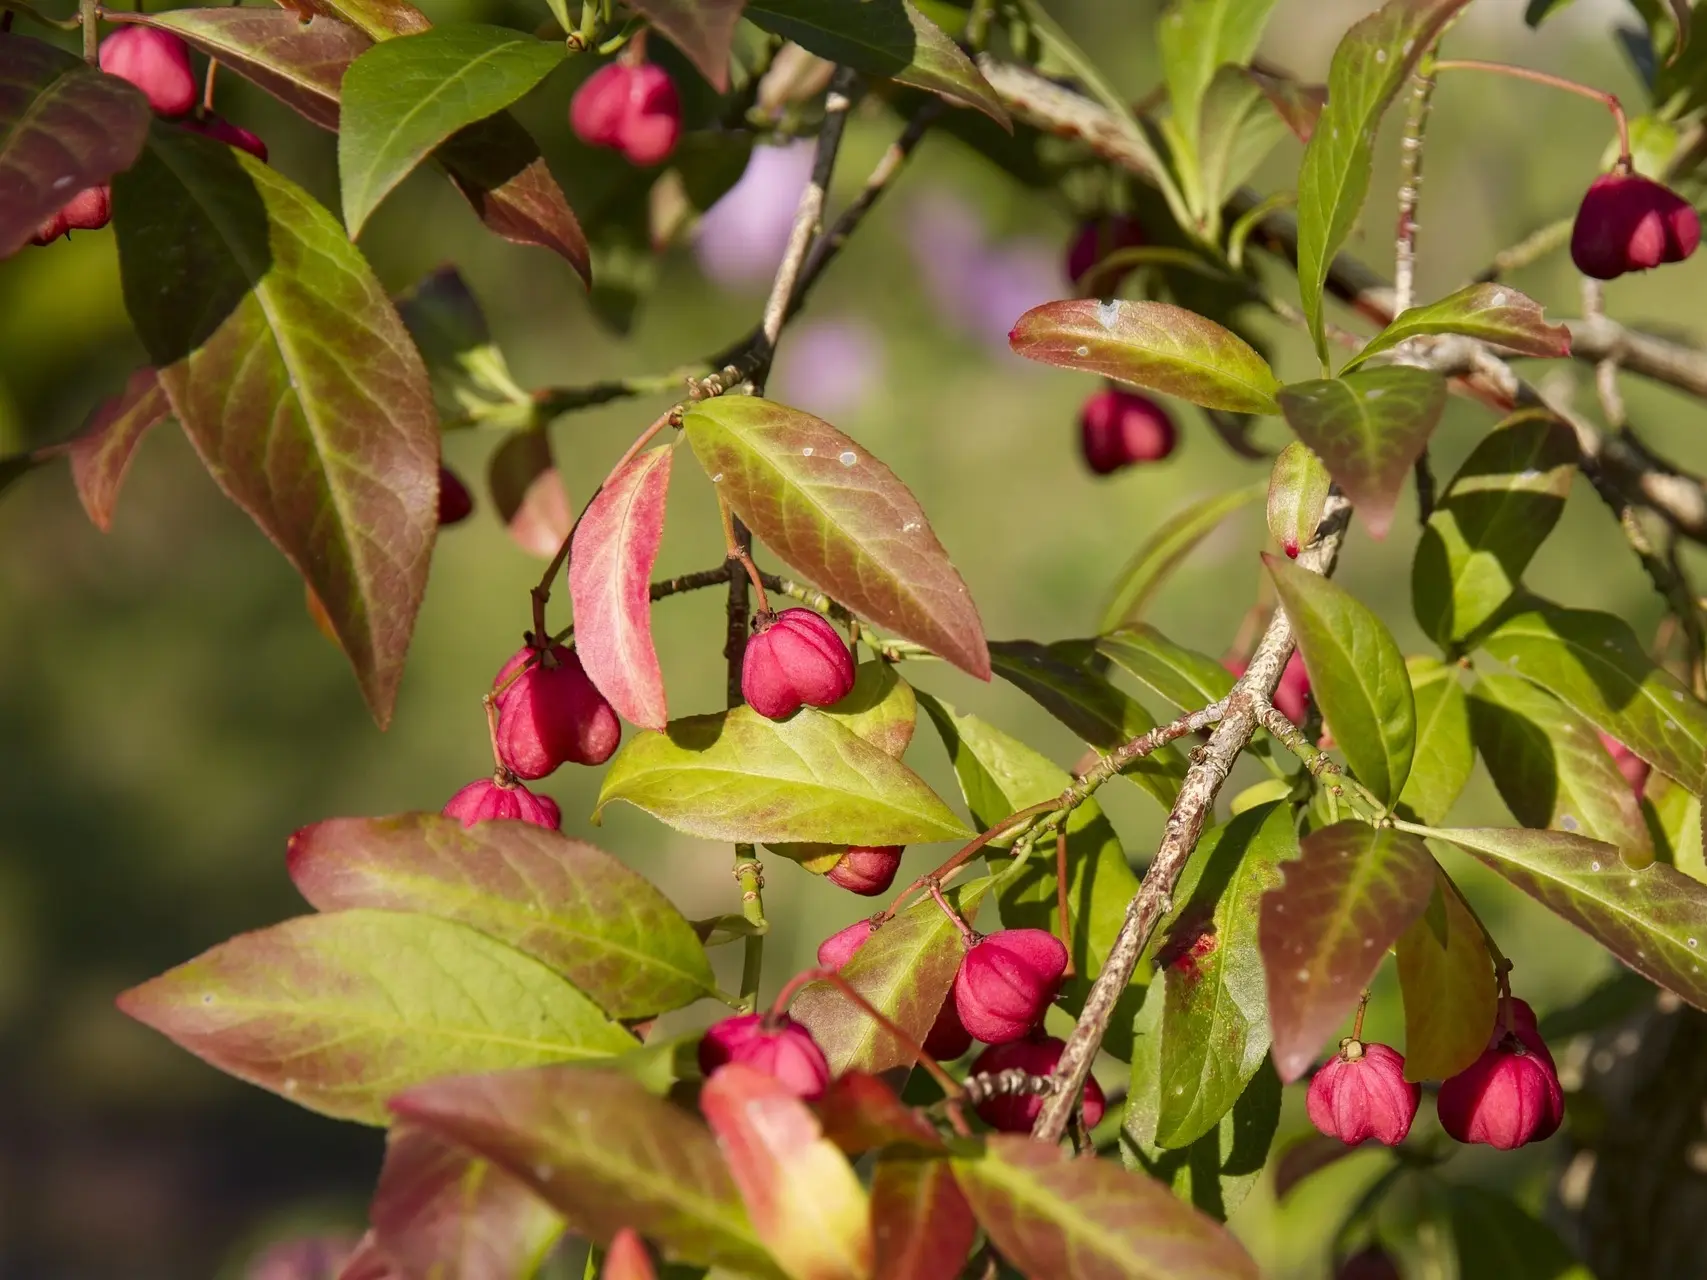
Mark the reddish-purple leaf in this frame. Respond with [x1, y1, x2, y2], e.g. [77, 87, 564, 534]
[390, 1066, 779, 1274]
[286, 813, 717, 1019]
[1432, 826, 1707, 1012]
[1344, 283, 1571, 374]
[603, 1228, 659, 1280]
[700, 1063, 873, 1280]
[950, 1135, 1259, 1279]
[67, 367, 170, 532]
[571, 445, 672, 731]
[1278, 368, 1447, 540]
[815, 1071, 945, 1156]
[0, 34, 152, 260]
[683, 397, 990, 680]
[790, 877, 989, 1075]
[489, 428, 572, 559]
[437, 116, 591, 280]
[1008, 300, 1283, 415]
[124, 10, 364, 131]
[114, 124, 439, 727]
[1259, 821, 1435, 1082]
[871, 1155, 975, 1280]
[115, 909, 635, 1123]
[369, 1125, 563, 1279]
[626, 0, 744, 91]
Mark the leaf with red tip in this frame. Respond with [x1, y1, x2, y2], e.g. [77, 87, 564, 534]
[700, 1063, 873, 1280]
[1259, 821, 1435, 1082]
[1296, 0, 1474, 363]
[871, 1154, 975, 1280]
[286, 813, 717, 1019]
[1277, 367, 1446, 540]
[1008, 300, 1282, 414]
[1344, 283, 1571, 374]
[626, 0, 744, 90]
[131, 10, 365, 131]
[572, 445, 672, 731]
[790, 877, 992, 1075]
[951, 1135, 1259, 1280]
[0, 35, 152, 260]
[816, 1071, 944, 1156]
[116, 909, 635, 1124]
[602, 1228, 658, 1280]
[68, 367, 170, 532]
[1430, 825, 1707, 1013]
[683, 397, 990, 680]
[369, 1125, 563, 1278]
[489, 427, 572, 559]
[1395, 862, 1497, 1081]
[114, 123, 438, 728]
[391, 1066, 780, 1275]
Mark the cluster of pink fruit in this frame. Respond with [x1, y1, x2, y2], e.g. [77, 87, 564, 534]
[698, 920, 1092, 1134]
[30, 28, 265, 245]
[1308, 997, 1565, 1152]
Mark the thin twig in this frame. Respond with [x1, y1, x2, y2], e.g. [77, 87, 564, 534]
[1031, 492, 1355, 1142]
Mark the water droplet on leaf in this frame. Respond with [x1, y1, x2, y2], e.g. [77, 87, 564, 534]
[839, 450, 857, 466]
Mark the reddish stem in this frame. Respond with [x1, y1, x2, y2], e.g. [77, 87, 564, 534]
[927, 882, 978, 946]
[1434, 59, 1631, 170]
[873, 799, 1063, 925]
[481, 692, 514, 786]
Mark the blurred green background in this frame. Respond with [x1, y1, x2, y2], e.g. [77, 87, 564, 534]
[1, 0, 1703, 1274]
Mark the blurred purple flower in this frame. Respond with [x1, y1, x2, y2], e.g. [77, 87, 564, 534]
[771, 316, 885, 419]
[905, 189, 1061, 351]
[695, 141, 815, 288]
[246, 1236, 357, 1280]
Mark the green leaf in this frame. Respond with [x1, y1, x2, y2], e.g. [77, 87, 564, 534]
[596, 704, 970, 845]
[790, 877, 993, 1075]
[1469, 673, 1653, 868]
[988, 640, 1186, 808]
[1524, 0, 1578, 25]
[1481, 599, 1707, 799]
[625, 0, 746, 90]
[1266, 554, 1416, 803]
[1646, 773, 1704, 880]
[1123, 989, 1281, 1224]
[116, 910, 637, 1125]
[824, 660, 917, 759]
[1396, 656, 1473, 826]
[1430, 826, 1707, 1013]
[137, 10, 366, 132]
[1296, 0, 1472, 364]
[339, 24, 565, 236]
[1412, 410, 1576, 650]
[1259, 821, 1435, 1081]
[370, 1126, 565, 1280]
[300, 0, 431, 42]
[1154, 803, 1296, 1148]
[0, 34, 151, 259]
[392, 1067, 781, 1275]
[1434, 1183, 1595, 1280]
[683, 396, 990, 680]
[1008, 300, 1282, 414]
[1159, 0, 1281, 163]
[1266, 440, 1333, 560]
[742, 0, 1009, 126]
[1097, 482, 1266, 630]
[919, 693, 1144, 1060]
[114, 123, 438, 729]
[1342, 283, 1572, 374]
[1095, 625, 1236, 713]
[1395, 862, 1497, 1080]
[68, 367, 171, 533]
[951, 1134, 1260, 1279]
[1194, 65, 1291, 217]
[1277, 367, 1448, 539]
[286, 813, 718, 1019]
